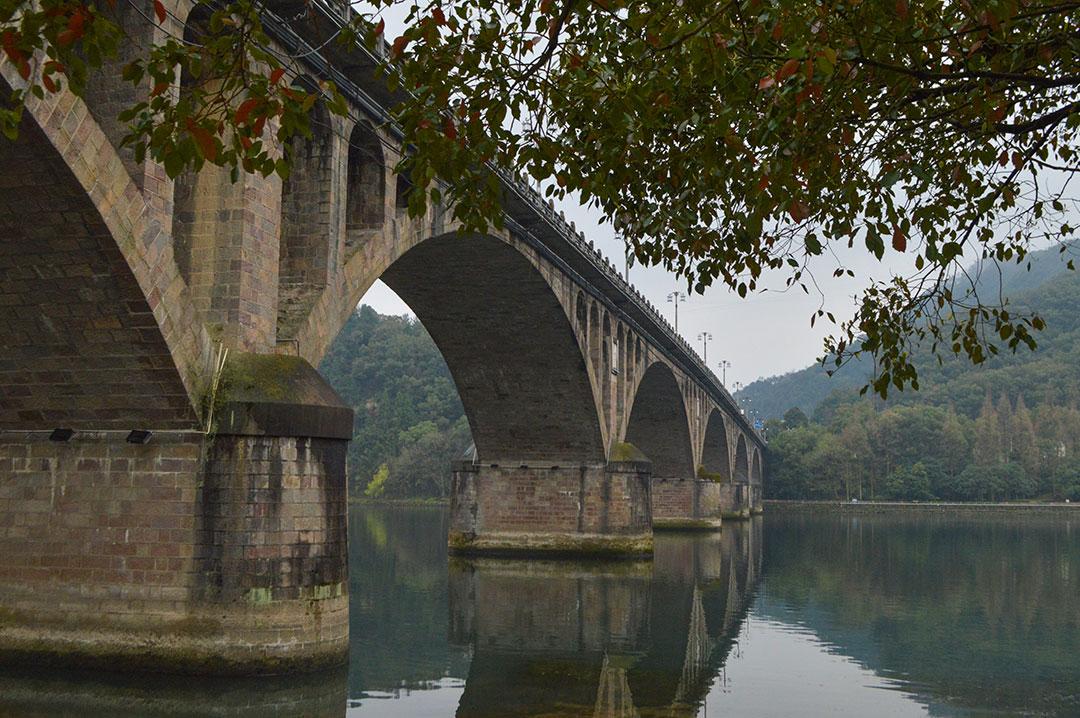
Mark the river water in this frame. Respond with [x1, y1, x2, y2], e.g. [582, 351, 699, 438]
[2, 507, 1078, 716]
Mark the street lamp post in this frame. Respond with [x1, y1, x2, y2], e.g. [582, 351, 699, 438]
[698, 332, 713, 363]
[666, 291, 686, 332]
[717, 359, 731, 386]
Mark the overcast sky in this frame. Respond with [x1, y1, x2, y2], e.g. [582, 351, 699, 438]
[361, 193, 922, 388]
[355, 4, 1067, 390]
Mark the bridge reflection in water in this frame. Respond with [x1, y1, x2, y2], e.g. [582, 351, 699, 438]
[448, 520, 762, 718]
[0, 511, 760, 717]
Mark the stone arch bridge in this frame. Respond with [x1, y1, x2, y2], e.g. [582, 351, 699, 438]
[0, 0, 764, 673]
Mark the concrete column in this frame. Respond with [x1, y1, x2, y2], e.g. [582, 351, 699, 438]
[448, 460, 653, 557]
[0, 354, 353, 674]
[650, 478, 724, 530]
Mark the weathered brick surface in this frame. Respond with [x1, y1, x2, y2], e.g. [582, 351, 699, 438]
[651, 478, 723, 528]
[449, 462, 653, 556]
[0, 427, 348, 673]
[0, 109, 198, 431]
[719, 483, 751, 519]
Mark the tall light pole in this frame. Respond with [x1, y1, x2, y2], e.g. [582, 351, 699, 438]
[717, 359, 731, 386]
[697, 332, 713, 362]
[667, 291, 686, 332]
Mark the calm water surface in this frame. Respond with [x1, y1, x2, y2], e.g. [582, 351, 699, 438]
[3, 507, 1079, 716]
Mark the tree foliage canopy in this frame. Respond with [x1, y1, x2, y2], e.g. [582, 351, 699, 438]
[2, 0, 1078, 396]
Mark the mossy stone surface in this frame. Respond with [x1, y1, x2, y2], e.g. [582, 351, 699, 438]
[212, 353, 353, 440]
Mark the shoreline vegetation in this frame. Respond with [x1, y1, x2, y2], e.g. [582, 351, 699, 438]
[765, 499, 1079, 515]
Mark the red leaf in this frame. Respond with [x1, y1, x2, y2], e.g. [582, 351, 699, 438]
[374, 18, 385, 36]
[150, 80, 169, 96]
[442, 117, 457, 140]
[153, 0, 166, 23]
[269, 68, 285, 85]
[775, 58, 800, 83]
[189, 124, 217, 161]
[895, 0, 908, 19]
[432, 7, 445, 25]
[757, 174, 770, 191]
[391, 35, 409, 58]
[67, 10, 85, 35]
[892, 226, 906, 252]
[758, 76, 776, 90]
[234, 97, 259, 125]
[788, 200, 810, 222]
[17, 61, 29, 80]
[540, 0, 553, 12]
[41, 74, 57, 93]
[771, 22, 783, 42]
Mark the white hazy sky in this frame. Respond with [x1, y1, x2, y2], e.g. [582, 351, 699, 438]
[361, 194, 918, 388]
[355, 3, 1065, 388]
[356, 2, 916, 387]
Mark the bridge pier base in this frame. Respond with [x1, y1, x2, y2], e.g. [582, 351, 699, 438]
[650, 478, 723, 531]
[0, 355, 353, 674]
[720, 483, 752, 520]
[448, 461, 653, 558]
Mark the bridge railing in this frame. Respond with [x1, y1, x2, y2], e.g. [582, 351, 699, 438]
[272, 0, 763, 444]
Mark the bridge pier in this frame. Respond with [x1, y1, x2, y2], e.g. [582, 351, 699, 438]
[650, 478, 724, 531]
[0, 355, 352, 674]
[448, 460, 653, 557]
[719, 483, 752, 520]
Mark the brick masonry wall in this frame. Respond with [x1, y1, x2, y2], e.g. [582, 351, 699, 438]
[719, 483, 751, 519]
[0, 428, 348, 673]
[651, 478, 723, 528]
[449, 462, 653, 556]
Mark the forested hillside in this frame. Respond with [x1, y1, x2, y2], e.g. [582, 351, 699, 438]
[759, 247, 1080, 502]
[740, 245, 1080, 420]
[320, 306, 471, 499]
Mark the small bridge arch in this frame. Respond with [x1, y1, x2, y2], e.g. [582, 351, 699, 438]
[624, 362, 695, 479]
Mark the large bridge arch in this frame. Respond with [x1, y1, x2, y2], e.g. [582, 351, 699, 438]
[376, 232, 606, 465]
[700, 409, 732, 481]
[624, 362, 695, 479]
[0, 71, 207, 429]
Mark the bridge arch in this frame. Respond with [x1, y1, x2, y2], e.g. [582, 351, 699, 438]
[751, 449, 763, 484]
[0, 73, 204, 429]
[624, 362, 694, 478]
[376, 232, 606, 465]
[734, 434, 750, 484]
[701, 410, 732, 481]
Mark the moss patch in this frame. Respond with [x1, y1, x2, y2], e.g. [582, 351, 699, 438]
[217, 353, 322, 405]
[696, 465, 728, 483]
[610, 442, 648, 462]
[653, 517, 723, 531]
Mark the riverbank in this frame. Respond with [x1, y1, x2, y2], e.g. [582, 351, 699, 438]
[764, 499, 1080, 516]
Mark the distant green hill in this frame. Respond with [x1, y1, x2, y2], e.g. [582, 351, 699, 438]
[320, 305, 471, 499]
[739, 244, 1080, 421]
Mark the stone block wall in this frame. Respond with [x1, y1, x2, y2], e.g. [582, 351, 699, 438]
[651, 478, 723, 530]
[449, 461, 653, 557]
[0, 407, 350, 673]
[719, 483, 751, 520]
